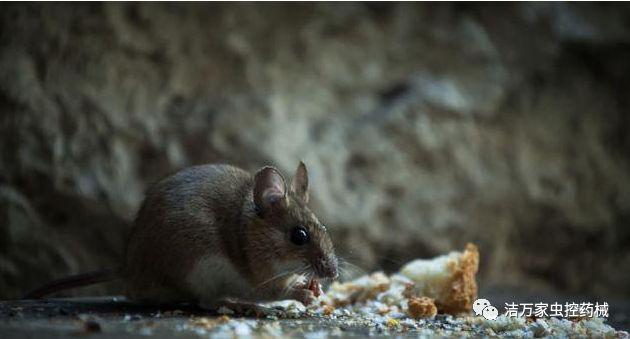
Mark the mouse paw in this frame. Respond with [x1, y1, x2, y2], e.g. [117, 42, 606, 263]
[289, 287, 316, 306]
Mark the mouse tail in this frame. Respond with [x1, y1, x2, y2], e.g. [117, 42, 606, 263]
[23, 268, 122, 299]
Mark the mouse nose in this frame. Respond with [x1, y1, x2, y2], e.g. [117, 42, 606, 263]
[315, 255, 338, 279]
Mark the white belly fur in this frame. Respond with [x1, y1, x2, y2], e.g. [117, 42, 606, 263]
[186, 255, 253, 307]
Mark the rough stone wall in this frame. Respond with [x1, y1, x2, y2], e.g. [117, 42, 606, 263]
[1, 3, 629, 299]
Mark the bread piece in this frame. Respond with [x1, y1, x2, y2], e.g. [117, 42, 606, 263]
[324, 272, 390, 307]
[399, 243, 479, 314]
[407, 296, 438, 319]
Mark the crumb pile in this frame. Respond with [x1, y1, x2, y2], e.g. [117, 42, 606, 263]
[181, 244, 625, 337]
[317, 243, 480, 317]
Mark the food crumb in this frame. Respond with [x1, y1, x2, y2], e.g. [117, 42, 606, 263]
[407, 296, 438, 319]
[190, 317, 215, 329]
[386, 318, 400, 327]
[378, 306, 390, 315]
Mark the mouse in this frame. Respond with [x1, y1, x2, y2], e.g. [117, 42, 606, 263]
[24, 162, 339, 310]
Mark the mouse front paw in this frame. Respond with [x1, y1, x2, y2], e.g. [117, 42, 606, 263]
[289, 278, 323, 306]
[290, 287, 316, 306]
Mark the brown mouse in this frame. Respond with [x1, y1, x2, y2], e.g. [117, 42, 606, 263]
[24, 162, 338, 308]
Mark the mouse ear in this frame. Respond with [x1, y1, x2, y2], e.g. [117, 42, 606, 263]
[290, 161, 309, 204]
[253, 166, 288, 216]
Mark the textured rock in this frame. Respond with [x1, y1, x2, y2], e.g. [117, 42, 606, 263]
[1, 3, 629, 299]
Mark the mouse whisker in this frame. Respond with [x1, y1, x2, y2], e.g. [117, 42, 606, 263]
[336, 257, 367, 281]
[248, 263, 313, 299]
[280, 266, 312, 297]
[281, 274, 303, 297]
[248, 266, 304, 294]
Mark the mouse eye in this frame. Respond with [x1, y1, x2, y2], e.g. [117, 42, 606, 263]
[290, 226, 310, 246]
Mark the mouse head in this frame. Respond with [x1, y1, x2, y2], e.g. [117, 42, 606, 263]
[252, 161, 338, 280]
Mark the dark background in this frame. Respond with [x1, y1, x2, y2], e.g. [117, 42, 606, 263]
[1, 3, 629, 301]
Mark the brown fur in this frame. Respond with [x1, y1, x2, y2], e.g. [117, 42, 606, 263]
[124, 162, 338, 304]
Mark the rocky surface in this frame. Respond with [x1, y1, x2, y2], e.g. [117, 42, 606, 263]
[1, 3, 630, 299]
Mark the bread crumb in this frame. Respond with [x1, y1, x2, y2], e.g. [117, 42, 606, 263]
[377, 306, 390, 315]
[400, 243, 479, 314]
[327, 272, 390, 307]
[191, 317, 215, 329]
[407, 296, 438, 319]
[386, 318, 400, 327]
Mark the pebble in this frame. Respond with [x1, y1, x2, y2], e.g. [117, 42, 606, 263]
[216, 306, 234, 315]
